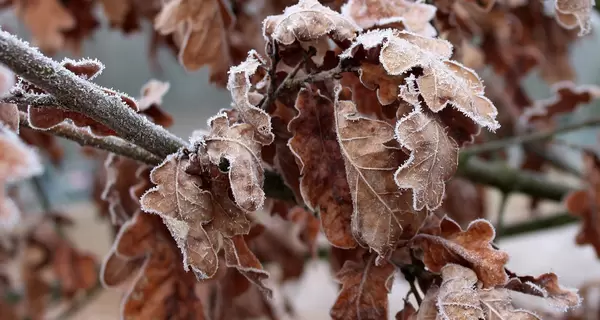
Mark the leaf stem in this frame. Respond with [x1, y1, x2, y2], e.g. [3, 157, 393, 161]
[0, 29, 185, 158]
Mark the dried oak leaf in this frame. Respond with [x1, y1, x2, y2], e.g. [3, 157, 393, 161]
[341, 0, 437, 37]
[428, 264, 541, 320]
[394, 107, 459, 211]
[440, 177, 486, 226]
[505, 271, 581, 311]
[330, 252, 395, 320]
[101, 154, 150, 225]
[565, 151, 600, 257]
[263, 0, 360, 45]
[411, 216, 509, 288]
[288, 87, 356, 248]
[114, 214, 207, 319]
[154, 0, 233, 84]
[341, 29, 499, 130]
[61, 0, 100, 54]
[554, 0, 595, 36]
[52, 240, 97, 298]
[140, 153, 223, 279]
[227, 52, 274, 145]
[0, 126, 43, 185]
[99, 0, 132, 28]
[522, 81, 600, 125]
[14, 0, 75, 53]
[136, 79, 174, 128]
[222, 235, 271, 297]
[204, 113, 267, 212]
[335, 88, 427, 259]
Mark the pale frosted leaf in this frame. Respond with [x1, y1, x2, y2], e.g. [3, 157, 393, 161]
[263, 0, 360, 45]
[341, 30, 499, 130]
[394, 108, 458, 211]
[205, 113, 266, 212]
[330, 253, 394, 320]
[334, 88, 427, 258]
[414, 61, 499, 130]
[554, 0, 595, 36]
[227, 52, 274, 145]
[140, 154, 219, 278]
[479, 289, 541, 320]
[437, 264, 483, 319]
[341, 0, 437, 37]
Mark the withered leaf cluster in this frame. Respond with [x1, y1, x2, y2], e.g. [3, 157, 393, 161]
[2, 0, 598, 319]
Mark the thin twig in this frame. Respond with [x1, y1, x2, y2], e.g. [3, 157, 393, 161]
[31, 176, 51, 212]
[457, 157, 574, 202]
[0, 29, 185, 158]
[497, 213, 579, 239]
[53, 282, 103, 319]
[18, 112, 162, 165]
[462, 116, 600, 155]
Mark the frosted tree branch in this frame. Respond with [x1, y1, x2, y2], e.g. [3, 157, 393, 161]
[17, 112, 162, 165]
[0, 29, 186, 158]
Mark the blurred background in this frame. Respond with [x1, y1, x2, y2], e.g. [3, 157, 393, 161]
[2, 3, 600, 320]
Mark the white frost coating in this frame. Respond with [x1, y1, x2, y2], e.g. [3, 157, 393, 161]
[262, 0, 361, 44]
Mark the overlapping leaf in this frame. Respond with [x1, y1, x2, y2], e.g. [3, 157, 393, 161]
[554, 0, 595, 36]
[340, 29, 499, 131]
[505, 271, 581, 311]
[263, 0, 360, 45]
[155, 0, 233, 84]
[421, 264, 541, 320]
[288, 88, 356, 248]
[334, 88, 427, 258]
[227, 52, 274, 145]
[341, 0, 437, 36]
[330, 252, 395, 320]
[411, 216, 509, 287]
[395, 108, 459, 211]
[204, 113, 267, 212]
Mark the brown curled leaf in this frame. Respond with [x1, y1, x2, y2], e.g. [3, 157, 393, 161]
[52, 240, 97, 298]
[222, 235, 272, 298]
[14, 0, 75, 53]
[505, 271, 581, 311]
[330, 252, 394, 320]
[565, 151, 600, 257]
[263, 0, 360, 45]
[288, 87, 356, 248]
[412, 216, 509, 288]
[154, 0, 233, 84]
[394, 107, 459, 211]
[341, 0, 437, 36]
[522, 81, 600, 125]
